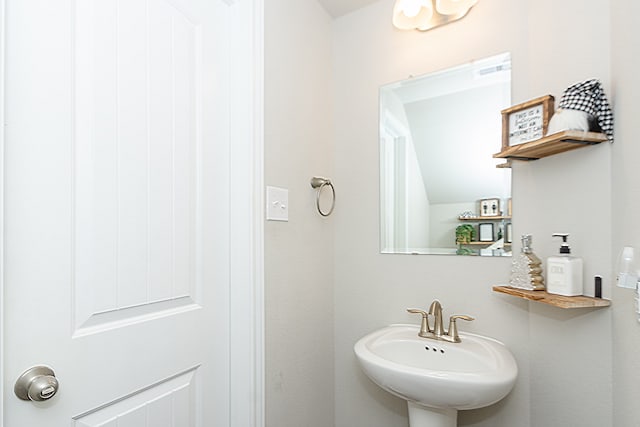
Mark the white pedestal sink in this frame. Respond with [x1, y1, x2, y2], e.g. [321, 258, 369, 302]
[354, 324, 517, 427]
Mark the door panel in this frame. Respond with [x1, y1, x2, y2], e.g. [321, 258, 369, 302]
[3, 0, 233, 424]
[74, 0, 203, 334]
[73, 368, 197, 427]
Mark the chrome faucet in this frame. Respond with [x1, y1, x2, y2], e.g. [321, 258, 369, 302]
[407, 300, 474, 343]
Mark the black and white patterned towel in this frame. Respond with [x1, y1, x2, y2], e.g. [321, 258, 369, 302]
[557, 79, 614, 142]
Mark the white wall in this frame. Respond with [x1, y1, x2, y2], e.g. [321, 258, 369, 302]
[263, 1, 640, 426]
[406, 84, 510, 205]
[333, 1, 613, 426]
[429, 202, 475, 249]
[611, 0, 640, 425]
[264, 1, 335, 425]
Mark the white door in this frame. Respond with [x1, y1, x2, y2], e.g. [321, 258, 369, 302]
[2, 0, 244, 425]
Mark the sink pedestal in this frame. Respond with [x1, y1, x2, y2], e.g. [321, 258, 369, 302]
[408, 402, 457, 427]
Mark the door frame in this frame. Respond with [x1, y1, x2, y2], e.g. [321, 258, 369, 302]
[0, 0, 265, 425]
[0, 0, 5, 421]
[227, 0, 265, 425]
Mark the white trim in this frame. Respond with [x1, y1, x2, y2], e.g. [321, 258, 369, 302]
[228, 0, 264, 426]
[251, 0, 265, 423]
[0, 0, 6, 423]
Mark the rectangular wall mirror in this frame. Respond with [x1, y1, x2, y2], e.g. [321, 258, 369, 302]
[379, 53, 512, 256]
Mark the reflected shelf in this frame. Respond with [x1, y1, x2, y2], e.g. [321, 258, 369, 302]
[462, 241, 511, 246]
[458, 216, 511, 221]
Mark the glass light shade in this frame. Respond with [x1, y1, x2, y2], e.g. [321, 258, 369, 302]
[400, 0, 423, 17]
[392, 0, 433, 30]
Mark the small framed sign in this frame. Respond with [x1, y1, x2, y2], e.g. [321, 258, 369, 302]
[479, 223, 494, 242]
[501, 95, 555, 150]
[479, 198, 500, 217]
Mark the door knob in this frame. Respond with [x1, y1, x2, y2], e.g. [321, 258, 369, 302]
[14, 366, 59, 402]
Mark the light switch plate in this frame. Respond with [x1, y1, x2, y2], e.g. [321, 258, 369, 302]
[266, 186, 289, 221]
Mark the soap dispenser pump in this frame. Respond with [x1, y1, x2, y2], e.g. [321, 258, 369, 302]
[546, 233, 583, 296]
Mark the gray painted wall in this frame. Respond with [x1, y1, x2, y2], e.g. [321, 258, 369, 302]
[265, 0, 640, 426]
[264, 0, 335, 426]
[611, 0, 640, 425]
[333, 0, 612, 426]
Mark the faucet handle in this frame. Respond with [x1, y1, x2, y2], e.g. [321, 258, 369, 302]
[407, 309, 431, 337]
[447, 315, 474, 343]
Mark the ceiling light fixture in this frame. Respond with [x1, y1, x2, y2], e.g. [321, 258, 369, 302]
[393, 0, 478, 31]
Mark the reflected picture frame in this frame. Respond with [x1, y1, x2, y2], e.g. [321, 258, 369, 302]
[479, 198, 500, 217]
[479, 223, 494, 242]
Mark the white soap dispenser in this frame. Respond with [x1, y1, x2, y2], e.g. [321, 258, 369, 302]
[546, 233, 583, 296]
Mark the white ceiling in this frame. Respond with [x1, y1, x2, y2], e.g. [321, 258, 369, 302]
[317, 0, 380, 18]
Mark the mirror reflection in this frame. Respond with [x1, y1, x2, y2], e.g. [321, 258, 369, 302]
[380, 53, 512, 256]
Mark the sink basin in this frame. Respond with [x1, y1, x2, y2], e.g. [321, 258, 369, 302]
[354, 324, 517, 426]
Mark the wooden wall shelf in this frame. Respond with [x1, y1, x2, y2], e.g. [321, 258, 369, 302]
[494, 131, 608, 161]
[492, 285, 610, 309]
[462, 241, 511, 246]
[458, 216, 511, 221]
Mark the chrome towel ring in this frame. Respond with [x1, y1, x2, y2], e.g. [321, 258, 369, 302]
[310, 176, 335, 217]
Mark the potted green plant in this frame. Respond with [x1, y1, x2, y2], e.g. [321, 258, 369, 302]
[455, 224, 476, 256]
[455, 224, 475, 244]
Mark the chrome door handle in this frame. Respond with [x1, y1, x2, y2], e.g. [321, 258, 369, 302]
[14, 366, 59, 402]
